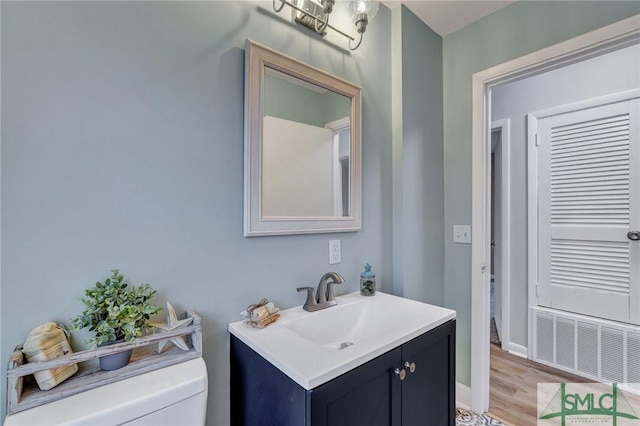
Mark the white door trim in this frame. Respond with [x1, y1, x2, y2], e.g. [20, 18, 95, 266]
[526, 112, 539, 359]
[326, 117, 350, 217]
[491, 119, 510, 352]
[470, 14, 640, 414]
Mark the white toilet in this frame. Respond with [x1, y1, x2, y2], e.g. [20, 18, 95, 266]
[4, 357, 208, 425]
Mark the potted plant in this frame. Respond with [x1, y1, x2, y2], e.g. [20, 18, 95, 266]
[71, 269, 162, 370]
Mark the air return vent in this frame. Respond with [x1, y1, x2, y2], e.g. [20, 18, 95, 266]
[536, 312, 554, 363]
[628, 332, 640, 391]
[532, 307, 639, 386]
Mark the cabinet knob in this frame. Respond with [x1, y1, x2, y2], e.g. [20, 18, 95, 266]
[394, 368, 406, 381]
[404, 361, 416, 373]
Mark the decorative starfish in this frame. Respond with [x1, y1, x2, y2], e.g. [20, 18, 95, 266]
[151, 302, 193, 353]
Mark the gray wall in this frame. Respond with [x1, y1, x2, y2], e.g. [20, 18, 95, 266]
[492, 43, 640, 348]
[443, 1, 640, 385]
[392, 5, 444, 305]
[1, 2, 398, 423]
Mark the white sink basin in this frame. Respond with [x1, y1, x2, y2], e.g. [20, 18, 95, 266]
[281, 298, 388, 350]
[228, 291, 456, 389]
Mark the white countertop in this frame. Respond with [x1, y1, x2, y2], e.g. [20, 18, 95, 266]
[228, 291, 456, 389]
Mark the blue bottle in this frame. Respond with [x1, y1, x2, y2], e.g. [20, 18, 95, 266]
[360, 263, 376, 296]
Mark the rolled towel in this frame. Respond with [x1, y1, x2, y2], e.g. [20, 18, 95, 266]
[254, 313, 280, 329]
[241, 299, 281, 328]
[250, 303, 279, 319]
[241, 300, 279, 319]
[23, 322, 78, 390]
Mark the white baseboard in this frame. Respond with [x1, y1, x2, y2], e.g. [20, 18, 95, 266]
[456, 382, 471, 410]
[508, 342, 528, 359]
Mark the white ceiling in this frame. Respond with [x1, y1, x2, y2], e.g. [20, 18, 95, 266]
[382, 1, 515, 37]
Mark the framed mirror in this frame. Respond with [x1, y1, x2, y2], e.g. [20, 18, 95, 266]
[244, 40, 362, 237]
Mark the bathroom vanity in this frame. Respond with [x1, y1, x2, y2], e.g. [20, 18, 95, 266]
[229, 292, 456, 425]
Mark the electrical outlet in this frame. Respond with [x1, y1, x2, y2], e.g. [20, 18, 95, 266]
[329, 240, 341, 264]
[453, 225, 471, 244]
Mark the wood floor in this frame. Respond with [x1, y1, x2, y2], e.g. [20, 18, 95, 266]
[488, 343, 591, 426]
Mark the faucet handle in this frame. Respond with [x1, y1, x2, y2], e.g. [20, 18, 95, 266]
[297, 287, 316, 311]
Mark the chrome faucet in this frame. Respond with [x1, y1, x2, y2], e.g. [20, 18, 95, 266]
[297, 272, 345, 312]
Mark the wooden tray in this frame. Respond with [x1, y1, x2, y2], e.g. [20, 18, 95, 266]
[6, 310, 202, 415]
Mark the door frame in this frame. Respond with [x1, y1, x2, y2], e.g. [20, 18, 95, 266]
[491, 119, 510, 352]
[470, 15, 640, 414]
[325, 116, 351, 216]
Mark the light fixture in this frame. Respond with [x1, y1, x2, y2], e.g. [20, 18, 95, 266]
[272, 0, 379, 50]
[347, 0, 378, 46]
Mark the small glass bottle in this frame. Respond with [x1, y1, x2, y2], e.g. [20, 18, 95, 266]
[360, 263, 376, 296]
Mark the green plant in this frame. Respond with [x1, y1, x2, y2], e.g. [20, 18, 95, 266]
[71, 269, 162, 347]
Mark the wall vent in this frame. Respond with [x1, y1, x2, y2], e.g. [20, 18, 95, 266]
[532, 307, 640, 387]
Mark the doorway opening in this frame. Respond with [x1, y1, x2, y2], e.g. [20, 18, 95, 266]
[489, 119, 510, 352]
[469, 16, 640, 414]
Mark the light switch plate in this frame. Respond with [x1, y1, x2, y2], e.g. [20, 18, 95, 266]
[329, 240, 341, 264]
[453, 225, 471, 244]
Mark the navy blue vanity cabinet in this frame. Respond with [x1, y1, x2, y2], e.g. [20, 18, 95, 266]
[308, 347, 402, 426]
[400, 319, 456, 426]
[230, 319, 456, 426]
[230, 335, 307, 425]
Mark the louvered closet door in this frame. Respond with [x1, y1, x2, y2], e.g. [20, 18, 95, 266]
[538, 98, 639, 325]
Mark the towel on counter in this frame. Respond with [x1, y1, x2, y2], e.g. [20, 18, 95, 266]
[252, 312, 280, 328]
[241, 298, 281, 328]
[243, 302, 279, 319]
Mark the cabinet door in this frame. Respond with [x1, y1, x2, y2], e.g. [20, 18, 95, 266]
[230, 336, 306, 426]
[401, 320, 456, 426]
[309, 347, 402, 426]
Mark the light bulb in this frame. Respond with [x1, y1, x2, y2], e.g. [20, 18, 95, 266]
[347, 0, 379, 20]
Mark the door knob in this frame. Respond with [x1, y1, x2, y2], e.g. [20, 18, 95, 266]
[394, 368, 406, 381]
[628, 230, 640, 241]
[404, 361, 416, 373]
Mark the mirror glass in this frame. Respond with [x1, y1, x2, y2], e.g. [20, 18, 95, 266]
[244, 40, 362, 237]
[262, 67, 352, 218]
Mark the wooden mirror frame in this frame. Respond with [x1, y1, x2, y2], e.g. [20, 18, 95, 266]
[244, 39, 362, 237]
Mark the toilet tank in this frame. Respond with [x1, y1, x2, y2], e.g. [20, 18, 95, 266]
[4, 357, 208, 426]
